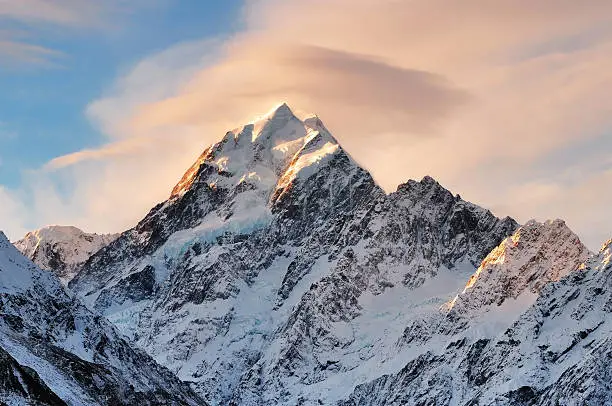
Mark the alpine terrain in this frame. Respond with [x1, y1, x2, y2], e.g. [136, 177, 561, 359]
[5, 103, 611, 405]
[0, 231, 205, 405]
[15, 226, 118, 285]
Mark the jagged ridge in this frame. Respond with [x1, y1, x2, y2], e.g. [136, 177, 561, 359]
[342, 222, 609, 406]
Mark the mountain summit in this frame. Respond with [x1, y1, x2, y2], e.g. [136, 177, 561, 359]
[170, 102, 343, 200]
[14, 225, 118, 284]
[64, 104, 520, 404]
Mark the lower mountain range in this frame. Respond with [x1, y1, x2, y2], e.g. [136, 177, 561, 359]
[3, 104, 611, 405]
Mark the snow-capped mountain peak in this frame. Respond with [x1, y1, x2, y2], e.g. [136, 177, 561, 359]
[246, 102, 298, 142]
[4, 102, 612, 405]
[64, 104, 522, 404]
[169, 103, 344, 203]
[447, 219, 591, 316]
[14, 225, 118, 285]
[344, 232, 612, 406]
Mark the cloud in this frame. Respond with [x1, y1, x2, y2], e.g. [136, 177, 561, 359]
[86, 38, 222, 139]
[0, 0, 155, 66]
[5, 0, 612, 250]
[0, 39, 62, 67]
[0, 1, 107, 26]
[127, 42, 468, 142]
[0, 0, 149, 27]
[488, 167, 612, 251]
[45, 138, 148, 169]
[28, 133, 204, 238]
[0, 186, 27, 239]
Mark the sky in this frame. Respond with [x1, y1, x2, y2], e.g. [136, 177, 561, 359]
[0, 0, 611, 251]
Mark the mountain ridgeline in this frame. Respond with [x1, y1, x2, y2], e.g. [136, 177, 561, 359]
[7, 103, 611, 405]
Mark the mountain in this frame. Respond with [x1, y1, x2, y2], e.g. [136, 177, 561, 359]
[14, 226, 118, 284]
[393, 219, 591, 350]
[342, 229, 610, 406]
[68, 103, 519, 404]
[439, 219, 592, 336]
[0, 231, 205, 405]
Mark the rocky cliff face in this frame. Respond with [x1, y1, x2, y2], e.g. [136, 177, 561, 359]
[0, 345, 67, 406]
[14, 226, 118, 285]
[0, 231, 204, 405]
[67, 104, 518, 405]
[341, 223, 607, 406]
[438, 219, 592, 337]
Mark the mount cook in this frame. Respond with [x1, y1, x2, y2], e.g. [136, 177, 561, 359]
[4, 103, 610, 405]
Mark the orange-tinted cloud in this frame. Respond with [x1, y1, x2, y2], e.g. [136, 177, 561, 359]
[7, 0, 612, 249]
[129, 42, 469, 139]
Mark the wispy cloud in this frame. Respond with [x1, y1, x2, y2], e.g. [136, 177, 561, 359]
[0, 0, 105, 26]
[0, 39, 63, 67]
[0, 0, 147, 27]
[45, 140, 143, 170]
[0, 0, 153, 66]
[0, 186, 27, 238]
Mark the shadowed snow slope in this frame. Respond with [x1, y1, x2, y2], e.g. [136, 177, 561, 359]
[0, 231, 205, 405]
